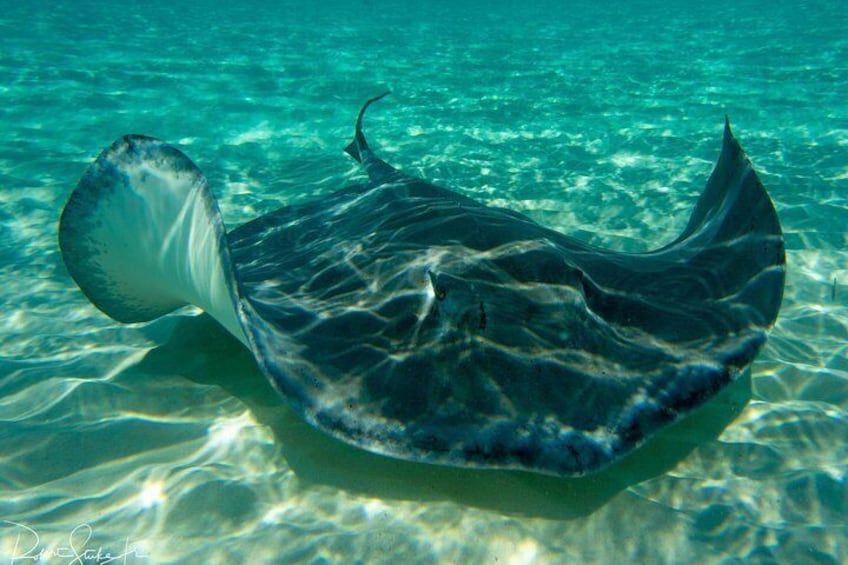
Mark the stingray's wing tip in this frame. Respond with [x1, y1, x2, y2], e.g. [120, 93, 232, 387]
[59, 136, 247, 343]
[723, 115, 734, 142]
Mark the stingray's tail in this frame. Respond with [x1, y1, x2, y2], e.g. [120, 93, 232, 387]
[344, 91, 400, 184]
[344, 90, 391, 163]
[59, 135, 247, 344]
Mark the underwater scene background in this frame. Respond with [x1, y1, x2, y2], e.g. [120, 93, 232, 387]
[1, 0, 846, 563]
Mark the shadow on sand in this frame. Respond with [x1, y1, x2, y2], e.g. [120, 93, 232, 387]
[136, 313, 750, 520]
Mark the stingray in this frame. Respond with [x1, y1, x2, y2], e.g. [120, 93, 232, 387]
[58, 93, 785, 477]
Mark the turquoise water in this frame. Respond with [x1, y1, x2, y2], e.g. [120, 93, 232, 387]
[1, 0, 846, 563]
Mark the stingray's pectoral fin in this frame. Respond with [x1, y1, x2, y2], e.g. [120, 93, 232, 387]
[344, 91, 400, 183]
[59, 135, 248, 344]
[644, 118, 786, 330]
[675, 118, 783, 247]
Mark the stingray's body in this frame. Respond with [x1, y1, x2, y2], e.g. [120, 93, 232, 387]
[59, 95, 785, 476]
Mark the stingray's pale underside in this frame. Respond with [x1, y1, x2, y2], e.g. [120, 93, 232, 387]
[59, 95, 785, 476]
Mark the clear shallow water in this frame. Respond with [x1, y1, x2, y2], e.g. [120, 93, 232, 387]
[1, 0, 846, 563]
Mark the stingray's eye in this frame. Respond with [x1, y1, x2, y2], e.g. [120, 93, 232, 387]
[427, 270, 448, 301]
